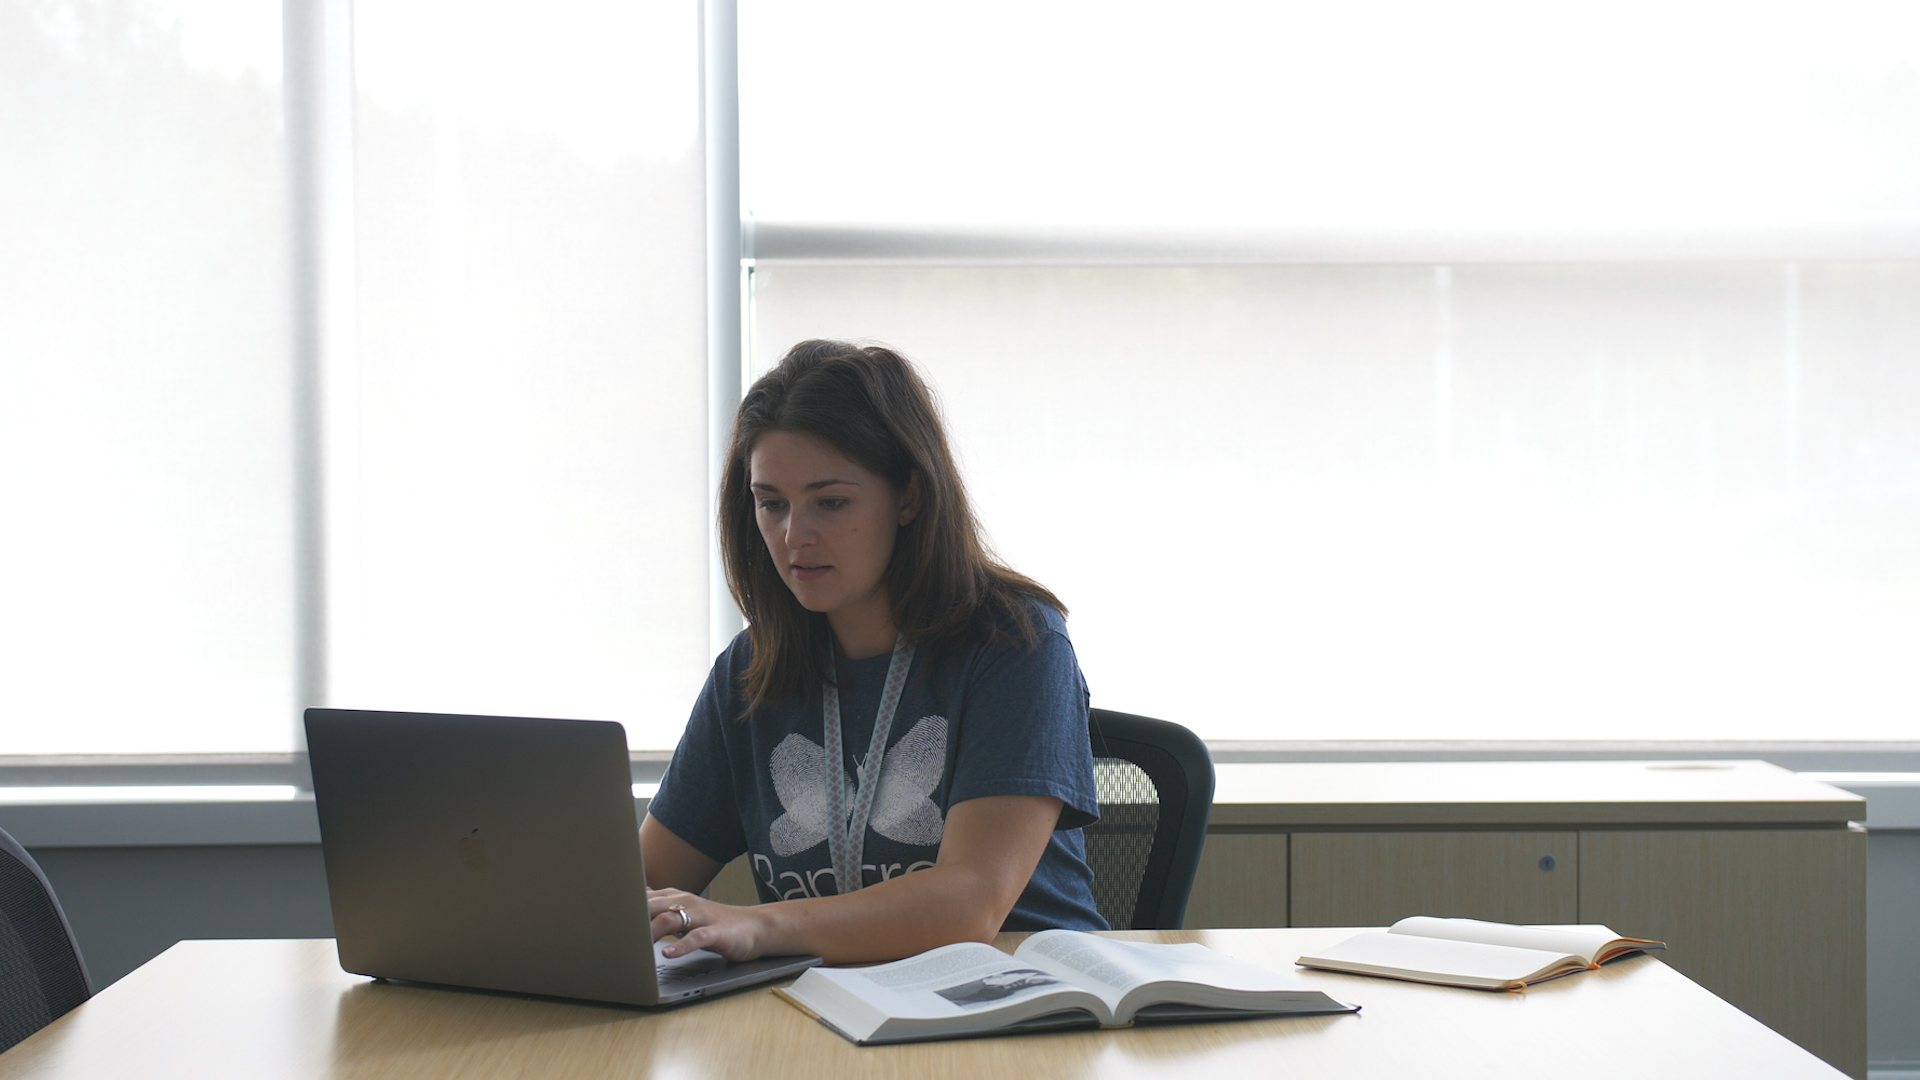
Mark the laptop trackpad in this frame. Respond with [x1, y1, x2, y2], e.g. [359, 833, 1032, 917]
[655, 941, 729, 981]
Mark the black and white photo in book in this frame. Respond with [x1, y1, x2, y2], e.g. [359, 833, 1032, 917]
[935, 970, 1061, 1008]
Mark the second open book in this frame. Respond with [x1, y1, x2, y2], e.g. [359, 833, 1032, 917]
[1296, 917, 1666, 990]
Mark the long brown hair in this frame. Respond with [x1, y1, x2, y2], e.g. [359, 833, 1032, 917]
[720, 340, 1065, 712]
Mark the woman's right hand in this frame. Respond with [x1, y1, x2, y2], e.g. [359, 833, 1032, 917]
[646, 887, 778, 962]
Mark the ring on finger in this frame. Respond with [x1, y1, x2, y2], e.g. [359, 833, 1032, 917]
[668, 903, 691, 935]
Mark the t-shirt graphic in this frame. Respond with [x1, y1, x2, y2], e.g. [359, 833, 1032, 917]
[768, 715, 948, 857]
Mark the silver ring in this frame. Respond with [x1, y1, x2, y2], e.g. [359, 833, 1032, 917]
[669, 904, 691, 934]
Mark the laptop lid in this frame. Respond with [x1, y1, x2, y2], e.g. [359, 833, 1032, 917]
[305, 707, 816, 1006]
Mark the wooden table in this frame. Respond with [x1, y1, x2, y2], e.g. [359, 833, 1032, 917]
[0, 929, 1847, 1079]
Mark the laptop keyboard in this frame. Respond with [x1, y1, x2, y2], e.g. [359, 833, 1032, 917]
[656, 947, 729, 988]
[656, 964, 701, 987]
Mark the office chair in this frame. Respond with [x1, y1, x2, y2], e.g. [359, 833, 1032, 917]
[1084, 709, 1215, 930]
[0, 825, 92, 1053]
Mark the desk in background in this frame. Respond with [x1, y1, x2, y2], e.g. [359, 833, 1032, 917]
[0, 929, 1849, 1080]
[1173, 760, 1865, 1077]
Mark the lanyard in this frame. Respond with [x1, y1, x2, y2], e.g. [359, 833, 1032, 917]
[821, 635, 914, 894]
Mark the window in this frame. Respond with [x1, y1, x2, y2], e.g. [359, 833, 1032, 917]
[5, 1, 1915, 753]
[1, 0, 294, 753]
[742, 1, 1920, 740]
[2, 0, 708, 753]
[339, 0, 709, 748]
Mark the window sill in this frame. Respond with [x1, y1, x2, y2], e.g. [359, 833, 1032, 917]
[0, 787, 664, 848]
[2, 746, 1916, 848]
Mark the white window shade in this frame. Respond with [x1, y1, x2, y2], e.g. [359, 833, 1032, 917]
[740, 0, 1920, 239]
[339, 0, 710, 750]
[743, 1, 1920, 742]
[748, 262, 1920, 741]
[0, 1, 295, 753]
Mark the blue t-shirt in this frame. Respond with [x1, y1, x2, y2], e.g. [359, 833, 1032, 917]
[649, 604, 1107, 932]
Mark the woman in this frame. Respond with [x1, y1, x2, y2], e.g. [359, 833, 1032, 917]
[641, 340, 1105, 964]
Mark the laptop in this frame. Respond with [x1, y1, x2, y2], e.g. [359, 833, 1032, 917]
[304, 707, 822, 1006]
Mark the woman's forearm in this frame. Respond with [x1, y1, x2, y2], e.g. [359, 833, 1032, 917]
[749, 793, 1062, 962]
[751, 863, 1006, 963]
[649, 794, 1064, 964]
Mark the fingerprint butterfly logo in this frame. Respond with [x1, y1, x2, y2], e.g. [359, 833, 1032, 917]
[767, 715, 947, 857]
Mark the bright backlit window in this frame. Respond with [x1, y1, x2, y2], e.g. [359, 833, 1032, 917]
[4, 1, 1916, 753]
[0, 0, 293, 753]
[742, 1, 1920, 741]
[741, 0, 1920, 233]
[1, 0, 708, 754]
[339, 0, 710, 749]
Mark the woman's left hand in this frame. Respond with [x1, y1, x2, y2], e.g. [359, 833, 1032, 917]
[646, 888, 773, 961]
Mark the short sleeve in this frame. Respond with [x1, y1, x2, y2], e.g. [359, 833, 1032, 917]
[647, 641, 751, 865]
[945, 618, 1099, 832]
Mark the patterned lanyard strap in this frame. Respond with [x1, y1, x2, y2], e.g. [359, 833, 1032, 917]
[821, 635, 915, 895]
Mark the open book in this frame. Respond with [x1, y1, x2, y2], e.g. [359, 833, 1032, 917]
[1295, 917, 1666, 991]
[775, 930, 1360, 1045]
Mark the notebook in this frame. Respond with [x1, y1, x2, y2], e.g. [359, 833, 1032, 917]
[304, 707, 821, 1006]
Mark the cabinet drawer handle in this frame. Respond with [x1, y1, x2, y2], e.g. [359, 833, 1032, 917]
[1539, 855, 1557, 872]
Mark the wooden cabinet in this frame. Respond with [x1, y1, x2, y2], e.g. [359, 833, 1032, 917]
[1183, 761, 1866, 1079]
[1181, 832, 1288, 929]
[1580, 826, 1866, 1077]
[707, 852, 760, 906]
[1289, 830, 1578, 927]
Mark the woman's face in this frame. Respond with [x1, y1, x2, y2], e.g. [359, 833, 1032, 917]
[749, 431, 921, 648]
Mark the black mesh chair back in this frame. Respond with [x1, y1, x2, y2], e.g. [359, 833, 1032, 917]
[0, 826, 91, 1053]
[1084, 709, 1214, 930]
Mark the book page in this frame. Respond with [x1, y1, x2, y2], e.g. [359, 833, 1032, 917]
[1528, 924, 1667, 963]
[1388, 918, 1622, 965]
[1018, 931, 1342, 1018]
[823, 942, 1100, 1018]
[781, 942, 1114, 1041]
[1013, 932, 1169, 1011]
[1298, 931, 1586, 988]
[851, 944, 1018, 992]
